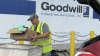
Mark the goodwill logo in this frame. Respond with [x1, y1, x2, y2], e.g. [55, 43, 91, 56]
[0, 0, 36, 15]
[83, 6, 89, 17]
[41, 2, 89, 18]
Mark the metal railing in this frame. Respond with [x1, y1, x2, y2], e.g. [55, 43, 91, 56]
[0, 30, 98, 56]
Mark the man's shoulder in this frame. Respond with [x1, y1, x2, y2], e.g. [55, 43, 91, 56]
[42, 23, 49, 27]
[42, 22, 50, 33]
[40, 22, 49, 28]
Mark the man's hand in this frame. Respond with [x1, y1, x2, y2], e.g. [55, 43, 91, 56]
[32, 33, 38, 41]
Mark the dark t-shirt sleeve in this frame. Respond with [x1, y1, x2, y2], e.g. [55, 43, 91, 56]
[43, 23, 50, 33]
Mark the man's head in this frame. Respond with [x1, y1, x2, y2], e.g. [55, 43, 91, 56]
[28, 13, 39, 25]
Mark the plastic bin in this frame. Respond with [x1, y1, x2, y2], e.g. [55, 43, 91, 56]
[0, 43, 42, 56]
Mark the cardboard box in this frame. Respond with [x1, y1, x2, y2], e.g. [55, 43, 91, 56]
[7, 28, 39, 41]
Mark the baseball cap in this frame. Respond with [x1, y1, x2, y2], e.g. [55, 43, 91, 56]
[27, 13, 38, 21]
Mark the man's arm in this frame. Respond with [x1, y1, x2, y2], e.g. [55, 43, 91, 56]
[32, 23, 50, 41]
[37, 32, 49, 39]
[37, 23, 50, 39]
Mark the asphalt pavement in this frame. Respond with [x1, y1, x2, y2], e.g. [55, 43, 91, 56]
[55, 48, 78, 56]
[51, 43, 82, 56]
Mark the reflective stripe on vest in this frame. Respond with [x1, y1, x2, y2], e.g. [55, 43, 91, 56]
[42, 43, 51, 47]
[31, 37, 50, 42]
[30, 25, 32, 30]
[37, 43, 51, 48]
[31, 38, 51, 45]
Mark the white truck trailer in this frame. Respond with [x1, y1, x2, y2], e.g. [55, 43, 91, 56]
[0, 0, 99, 50]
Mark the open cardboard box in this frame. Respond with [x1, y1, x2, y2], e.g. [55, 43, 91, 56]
[7, 28, 40, 41]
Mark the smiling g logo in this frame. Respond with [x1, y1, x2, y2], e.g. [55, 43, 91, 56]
[83, 6, 89, 17]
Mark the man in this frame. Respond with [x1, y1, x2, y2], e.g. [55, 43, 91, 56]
[27, 13, 52, 56]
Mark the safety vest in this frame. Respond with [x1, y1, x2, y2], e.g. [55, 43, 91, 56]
[29, 22, 52, 53]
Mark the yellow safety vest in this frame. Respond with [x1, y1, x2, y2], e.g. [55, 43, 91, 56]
[29, 22, 52, 53]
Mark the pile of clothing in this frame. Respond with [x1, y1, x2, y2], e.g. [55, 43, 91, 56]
[12, 25, 29, 31]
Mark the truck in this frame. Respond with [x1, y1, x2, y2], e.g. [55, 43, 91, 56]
[0, 0, 100, 50]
